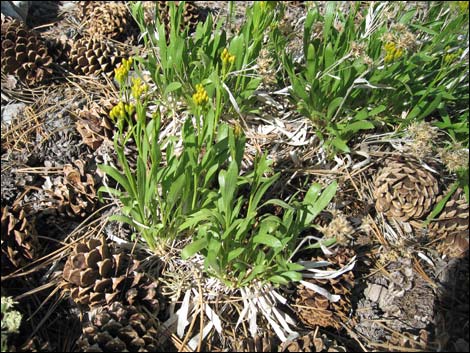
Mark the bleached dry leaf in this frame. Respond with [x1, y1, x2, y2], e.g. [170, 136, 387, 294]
[205, 303, 223, 334]
[299, 280, 341, 302]
[187, 322, 213, 351]
[176, 288, 192, 338]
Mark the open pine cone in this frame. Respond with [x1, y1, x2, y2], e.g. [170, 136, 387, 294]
[76, 99, 116, 150]
[76, 301, 161, 352]
[234, 332, 280, 352]
[62, 237, 160, 313]
[153, 1, 206, 37]
[373, 158, 439, 221]
[83, 2, 135, 42]
[428, 188, 469, 258]
[1, 15, 53, 85]
[61, 160, 98, 218]
[1, 205, 39, 275]
[69, 37, 122, 76]
[295, 248, 355, 330]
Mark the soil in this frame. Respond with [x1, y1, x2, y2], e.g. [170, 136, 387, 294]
[1, 2, 468, 352]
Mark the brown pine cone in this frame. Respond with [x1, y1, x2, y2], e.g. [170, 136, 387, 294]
[61, 160, 98, 218]
[154, 1, 206, 37]
[295, 248, 355, 330]
[428, 188, 469, 258]
[69, 37, 123, 76]
[76, 99, 116, 150]
[62, 237, 160, 313]
[1, 15, 53, 85]
[234, 331, 280, 352]
[1, 205, 39, 275]
[373, 157, 439, 221]
[83, 2, 135, 42]
[76, 301, 161, 352]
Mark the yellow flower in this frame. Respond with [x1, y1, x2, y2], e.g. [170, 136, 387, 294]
[109, 101, 134, 121]
[114, 57, 133, 85]
[131, 77, 149, 100]
[192, 83, 209, 106]
[233, 122, 243, 137]
[221, 48, 236, 67]
[384, 41, 404, 63]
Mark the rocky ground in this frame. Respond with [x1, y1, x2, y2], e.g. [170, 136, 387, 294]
[1, 1, 469, 352]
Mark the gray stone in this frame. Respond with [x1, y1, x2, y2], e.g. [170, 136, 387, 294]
[1, 102, 26, 126]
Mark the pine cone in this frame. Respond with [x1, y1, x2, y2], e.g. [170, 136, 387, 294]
[428, 188, 469, 258]
[373, 158, 439, 221]
[76, 301, 161, 352]
[280, 332, 319, 352]
[76, 99, 116, 150]
[84, 2, 135, 42]
[155, 1, 206, 36]
[61, 160, 98, 218]
[1, 16, 53, 85]
[1, 205, 39, 275]
[45, 35, 72, 65]
[295, 249, 355, 330]
[62, 237, 160, 313]
[69, 38, 122, 76]
[235, 332, 280, 352]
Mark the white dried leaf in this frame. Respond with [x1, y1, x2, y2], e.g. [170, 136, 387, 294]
[187, 322, 213, 351]
[204, 304, 222, 334]
[176, 288, 192, 338]
[300, 280, 341, 302]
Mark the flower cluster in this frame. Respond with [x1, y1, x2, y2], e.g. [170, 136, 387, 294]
[444, 47, 464, 64]
[114, 57, 133, 86]
[404, 121, 439, 158]
[438, 146, 469, 172]
[221, 48, 235, 66]
[131, 77, 149, 100]
[384, 42, 404, 63]
[109, 101, 135, 121]
[192, 84, 209, 106]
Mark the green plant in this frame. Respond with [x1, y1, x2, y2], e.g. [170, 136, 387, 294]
[367, 1, 469, 143]
[130, 1, 280, 119]
[179, 149, 338, 288]
[99, 65, 237, 252]
[1, 297, 22, 353]
[275, 2, 468, 154]
[275, 2, 381, 153]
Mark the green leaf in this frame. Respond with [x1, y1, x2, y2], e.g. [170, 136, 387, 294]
[399, 9, 417, 24]
[164, 82, 182, 95]
[423, 182, 459, 226]
[341, 120, 375, 134]
[327, 97, 344, 121]
[416, 93, 442, 120]
[323, 1, 337, 41]
[109, 214, 137, 227]
[227, 247, 245, 262]
[98, 165, 132, 194]
[305, 181, 338, 224]
[331, 137, 350, 152]
[268, 275, 289, 285]
[181, 238, 208, 259]
[280, 271, 302, 282]
[369, 105, 387, 116]
[252, 234, 282, 248]
[241, 264, 266, 285]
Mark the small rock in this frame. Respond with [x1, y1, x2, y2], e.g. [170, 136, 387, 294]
[1, 103, 26, 126]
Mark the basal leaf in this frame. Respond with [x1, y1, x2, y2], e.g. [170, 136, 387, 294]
[227, 247, 245, 262]
[181, 238, 208, 259]
[252, 234, 282, 248]
[164, 82, 182, 95]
